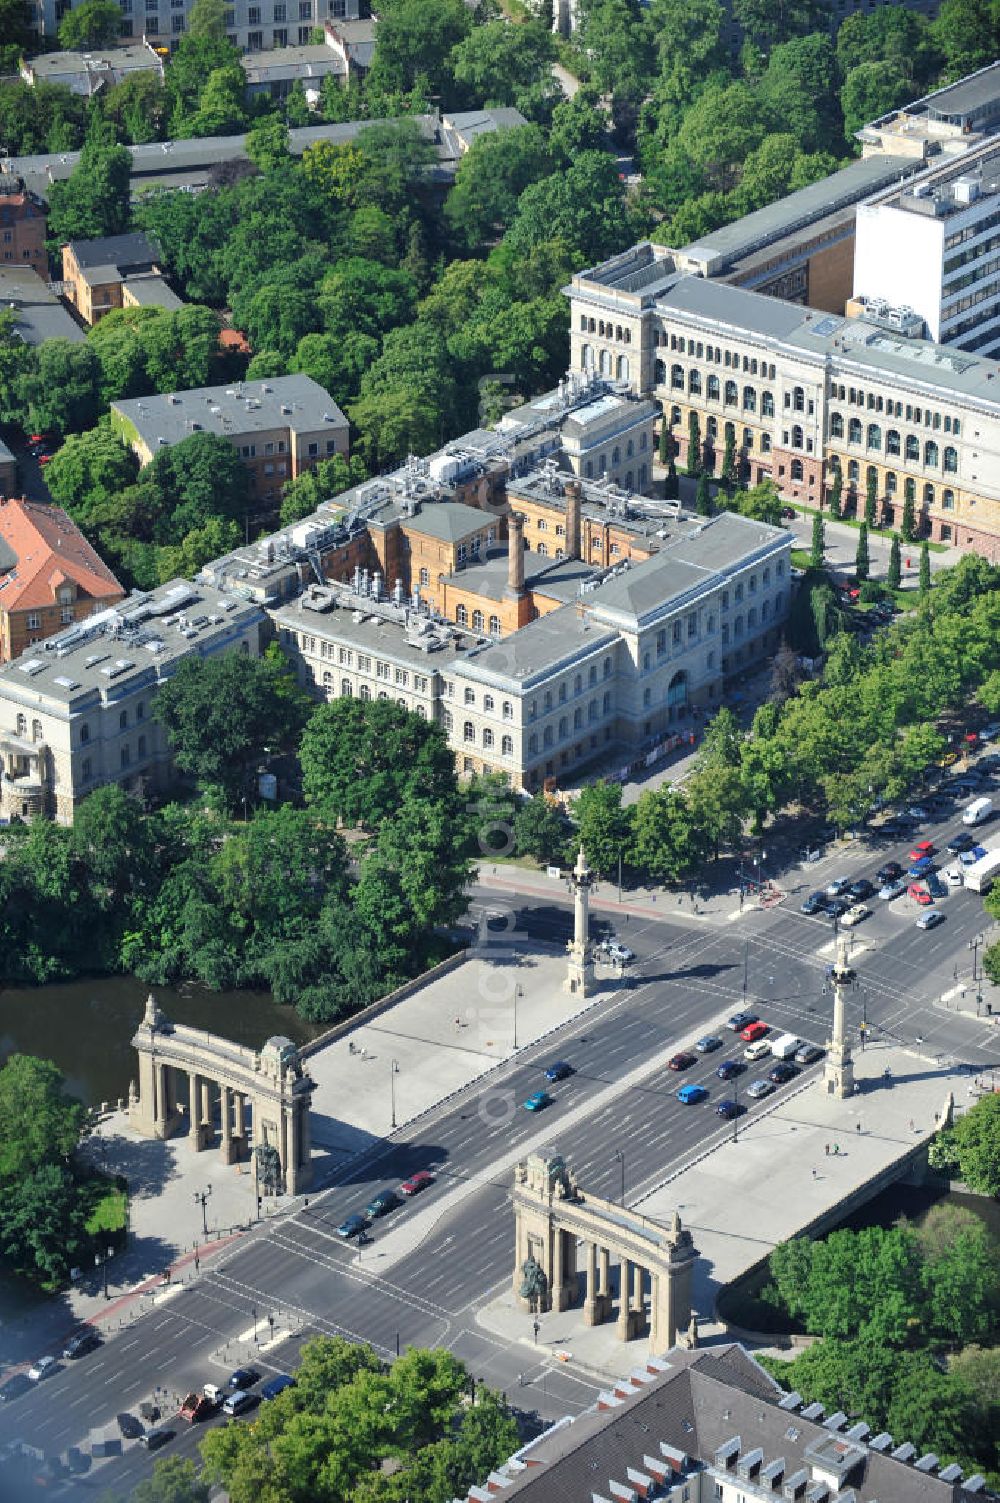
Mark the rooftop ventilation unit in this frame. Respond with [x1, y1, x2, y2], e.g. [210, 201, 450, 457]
[868, 1434, 893, 1453]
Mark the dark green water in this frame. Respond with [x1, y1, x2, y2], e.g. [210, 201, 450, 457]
[0, 974, 319, 1107]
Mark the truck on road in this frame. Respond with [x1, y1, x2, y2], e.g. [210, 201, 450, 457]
[963, 847, 1000, 893]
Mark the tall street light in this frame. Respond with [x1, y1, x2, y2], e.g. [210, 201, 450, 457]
[613, 1148, 625, 1206]
[514, 984, 522, 1051]
[390, 1059, 399, 1130]
[194, 1185, 212, 1237]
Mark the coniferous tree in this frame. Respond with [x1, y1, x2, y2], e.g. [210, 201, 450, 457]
[695, 472, 712, 515]
[721, 427, 738, 490]
[901, 487, 916, 543]
[856, 521, 870, 581]
[864, 468, 878, 527]
[919, 540, 931, 596]
[829, 467, 842, 520]
[887, 533, 901, 591]
[663, 458, 679, 499]
[686, 410, 701, 477]
[809, 512, 825, 570]
[658, 421, 670, 465]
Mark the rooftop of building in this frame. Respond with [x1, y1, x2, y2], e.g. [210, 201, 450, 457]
[0, 495, 123, 614]
[441, 550, 597, 605]
[241, 44, 346, 84]
[443, 106, 527, 150]
[122, 273, 184, 311]
[459, 601, 619, 689]
[65, 230, 160, 273]
[508, 466, 695, 543]
[112, 375, 347, 450]
[677, 155, 921, 277]
[0, 263, 85, 345]
[273, 586, 461, 669]
[21, 44, 162, 83]
[478, 1344, 992, 1503]
[399, 499, 493, 544]
[3, 113, 483, 199]
[914, 59, 1000, 126]
[0, 579, 263, 708]
[585, 511, 789, 632]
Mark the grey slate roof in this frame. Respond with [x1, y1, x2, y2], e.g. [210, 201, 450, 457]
[0, 264, 85, 346]
[67, 231, 160, 273]
[459, 606, 618, 689]
[486, 1345, 992, 1503]
[679, 155, 921, 275]
[122, 274, 184, 311]
[401, 501, 490, 543]
[112, 375, 347, 451]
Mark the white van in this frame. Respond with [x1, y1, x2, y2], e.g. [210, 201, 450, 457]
[770, 1032, 801, 1060]
[963, 796, 993, 826]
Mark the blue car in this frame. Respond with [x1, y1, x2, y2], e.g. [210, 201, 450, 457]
[523, 1091, 552, 1112]
[676, 1083, 709, 1105]
[959, 845, 988, 866]
[716, 1059, 744, 1081]
[260, 1374, 296, 1401]
[716, 1099, 742, 1119]
[907, 856, 934, 878]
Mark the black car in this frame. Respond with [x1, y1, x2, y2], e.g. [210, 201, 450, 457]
[544, 1060, 573, 1082]
[117, 1413, 145, 1440]
[227, 1368, 260, 1392]
[716, 1059, 745, 1081]
[947, 832, 976, 853]
[63, 1329, 100, 1360]
[822, 896, 850, 918]
[366, 1189, 401, 1219]
[716, 1099, 743, 1120]
[846, 878, 875, 901]
[926, 872, 947, 899]
[726, 1011, 759, 1032]
[876, 861, 904, 883]
[139, 1429, 174, 1452]
[800, 890, 826, 915]
[0, 1374, 31, 1404]
[769, 1061, 798, 1084]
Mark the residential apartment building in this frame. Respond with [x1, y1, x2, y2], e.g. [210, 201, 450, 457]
[0, 175, 47, 269]
[20, 42, 163, 95]
[0, 579, 264, 822]
[459, 1341, 992, 1503]
[111, 375, 349, 506]
[61, 231, 170, 325]
[0, 495, 125, 663]
[28, 0, 363, 53]
[568, 243, 1000, 557]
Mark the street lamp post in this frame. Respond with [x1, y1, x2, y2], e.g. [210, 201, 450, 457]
[613, 1148, 625, 1206]
[970, 934, 985, 1016]
[390, 1058, 399, 1130]
[514, 985, 522, 1051]
[194, 1185, 212, 1237]
[733, 1071, 740, 1144]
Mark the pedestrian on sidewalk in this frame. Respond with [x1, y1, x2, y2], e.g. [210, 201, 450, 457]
[811, 1168, 818, 1179]
[824, 1143, 830, 1156]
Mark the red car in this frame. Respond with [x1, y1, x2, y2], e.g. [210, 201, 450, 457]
[38, 454, 53, 465]
[399, 1170, 434, 1197]
[909, 842, 935, 859]
[740, 1021, 769, 1043]
[908, 883, 933, 906]
[668, 1051, 697, 1071]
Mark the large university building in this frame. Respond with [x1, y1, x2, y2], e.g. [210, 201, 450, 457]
[567, 244, 1000, 557]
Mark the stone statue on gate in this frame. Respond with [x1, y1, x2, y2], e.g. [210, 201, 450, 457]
[519, 1255, 548, 1311]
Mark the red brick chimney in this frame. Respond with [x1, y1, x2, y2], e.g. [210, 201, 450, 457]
[565, 479, 582, 561]
[507, 512, 525, 595]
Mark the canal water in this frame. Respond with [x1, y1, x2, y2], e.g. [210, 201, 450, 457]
[0, 974, 319, 1108]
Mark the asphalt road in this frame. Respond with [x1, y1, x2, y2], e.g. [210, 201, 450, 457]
[3, 800, 998, 1499]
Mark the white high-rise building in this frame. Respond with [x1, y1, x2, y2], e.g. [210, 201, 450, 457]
[30, 0, 361, 55]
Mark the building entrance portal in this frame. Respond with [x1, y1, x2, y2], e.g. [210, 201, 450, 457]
[512, 1153, 697, 1352]
[129, 993, 315, 1195]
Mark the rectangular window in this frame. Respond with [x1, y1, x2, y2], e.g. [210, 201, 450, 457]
[27, 612, 40, 629]
[119, 16, 133, 30]
[146, 13, 159, 28]
[297, 23, 310, 39]
[171, 12, 184, 29]
[307, 442, 318, 457]
[273, 0, 286, 14]
[248, 3, 261, 18]
[82, 757, 92, 782]
[60, 606, 73, 623]
[248, 28, 263, 44]
[224, 6, 234, 20]
[299, 0, 312, 15]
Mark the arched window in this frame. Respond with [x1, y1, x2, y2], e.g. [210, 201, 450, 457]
[867, 423, 881, 451]
[360, 683, 371, 700]
[119, 709, 128, 730]
[543, 725, 553, 747]
[886, 471, 897, 494]
[762, 391, 774, 417]
[667, 670, 687, 708]
[848, 460, 859, 481]
[456, 604, 468, 626]
[419, 566, 429, 587]
[33, 719, 43, 742]
[943, 445, 957, 472]
[589, 664, 597, 685]
[616, 355, 629, 382]
[742, 386, 756, 413]
[599, 349, 612, 376]
[886, 429, 900, 456]
[791, 425, 803, 449]
[464, 687, 475, 705]
[830, 412, 844, 439]
[748, 606, 757, 628]
[640, 431, 647, 450]
[472, 609, 484, 632]
[489, 615, 500, 635]
[537, 541, 547, 556]
[707, 416, 718, 440]
[483, 728, 494, 749]
[612, 446, 620, 465]
[671, 364, 684, 390]
[528, 732, 537, 753]
[724, 380, 738, 406]
[602, 691, 611, 713]
[654, 358, 666, 386]
[707, 374, 720, 401]
[904, 477, 915, 502]
[502, 734, 513, 756]
[581, 344, 592, 372]
[905, 434, 919, 461]
[503, 699, 513, 718]
[793, 386, 805, 412]
[463, 721, 475, 742]
[603, 655, 613, 678]
[848, 418, 863, 444]
[558, 716, 568, 740]
[341, 679, 352, 697]
[924, 483, 935, 504]
[867, 464, 878, 488]
[688, 370, 701, 396]
[584, 459, 593, 478]
[626, 438, 633, 458]
[573, 707, 582, 730]
[924, 440, 939, 467]
[790, 458, 804, 480]
[942, 489, 955, 510]
[761, 434, 771, 453]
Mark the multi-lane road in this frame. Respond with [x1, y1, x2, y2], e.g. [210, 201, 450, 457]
[2, 788, 998, 1499]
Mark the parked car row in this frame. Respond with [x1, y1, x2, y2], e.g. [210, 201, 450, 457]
[673, 1018, 825, 1111]
[337, 1169, 436, 1239]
